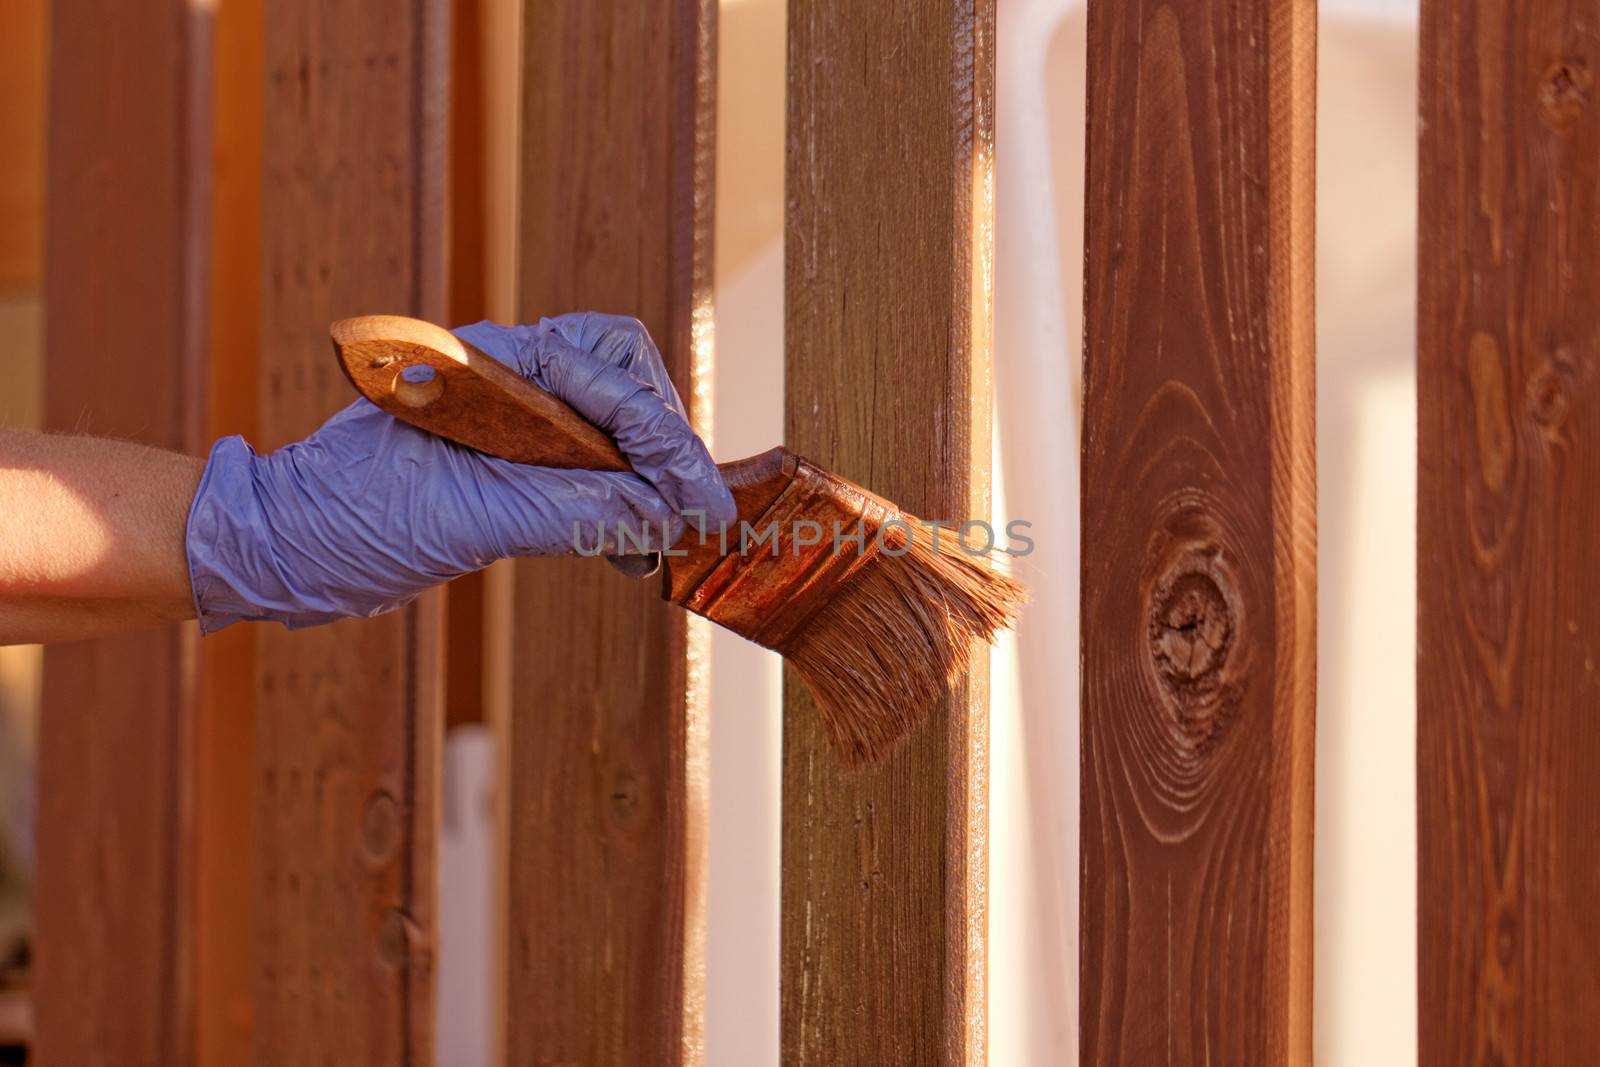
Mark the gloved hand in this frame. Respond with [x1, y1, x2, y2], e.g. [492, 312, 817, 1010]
[186, 313, 734, 633]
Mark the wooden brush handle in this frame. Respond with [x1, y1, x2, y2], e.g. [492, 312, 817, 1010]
[330, 314, 803, 605]
[330, 314, 631, 472]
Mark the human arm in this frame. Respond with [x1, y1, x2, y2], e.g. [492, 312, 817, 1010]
[1, 314, 733, 645]
[0, 431, 202, 642]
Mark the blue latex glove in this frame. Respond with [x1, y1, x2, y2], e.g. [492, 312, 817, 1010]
[186, 313, 734, 633]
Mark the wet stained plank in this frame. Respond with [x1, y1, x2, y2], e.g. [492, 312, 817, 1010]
[1079, 1, 1316, 1063]
[1418, 3, 1600, 1063]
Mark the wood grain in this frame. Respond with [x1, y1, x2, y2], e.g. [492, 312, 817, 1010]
[780, 2, 993, 1063]
[254, 0, 447, 1061]
[1418, 3, 1600, 1062]
[1079, 1, 1316, 1064]
[507, 2, 716, 1063]
[34, 1, 209, 1062]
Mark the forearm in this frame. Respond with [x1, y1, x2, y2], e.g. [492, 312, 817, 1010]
[0, 429, 203, 640]
[0, 596, 192, 645]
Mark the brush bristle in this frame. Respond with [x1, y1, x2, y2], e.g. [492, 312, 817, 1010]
[780, 519, 1026, 766]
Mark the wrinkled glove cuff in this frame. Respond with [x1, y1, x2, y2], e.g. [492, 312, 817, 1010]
[186, 436, 357, 634]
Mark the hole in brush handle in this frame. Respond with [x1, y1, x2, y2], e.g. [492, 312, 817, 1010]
[393, 363, 444, 408]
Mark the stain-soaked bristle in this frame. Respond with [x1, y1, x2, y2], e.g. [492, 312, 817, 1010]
[780, 518, 1026, 766]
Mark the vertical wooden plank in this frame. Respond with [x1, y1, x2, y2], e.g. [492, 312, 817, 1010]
[197, 0, 265, 1060]
[507, 2, 715, 1062]
[1079, 0, 1316, 1063]
[472, 0, 523, 1060]
[0, 0, 45, 292]
[1418, 4, 1600, 1063]
[33, 1, 209, 1063]
[0, 25, 48, 1054]
[254, 0, 448, 1061]
[444, 0, 489, 733]
[780, 3, 994, 1064]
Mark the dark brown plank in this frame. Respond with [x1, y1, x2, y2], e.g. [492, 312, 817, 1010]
[1079, 1, 1316, 1064]
[34, 1, 209, 1063]
[1418, 4, 1600, 1063]
[506, 2, 716, 1063]
[196, 0, 265, 1060]
[254, 0, 448, 1060]
[444, 0, 489, 733]
[780, 3, 994, 1063]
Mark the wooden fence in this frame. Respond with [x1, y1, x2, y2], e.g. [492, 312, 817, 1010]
[26, 0, 1600, 1063]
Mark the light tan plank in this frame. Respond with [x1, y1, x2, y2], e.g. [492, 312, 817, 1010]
[780, 2, 995, 1063]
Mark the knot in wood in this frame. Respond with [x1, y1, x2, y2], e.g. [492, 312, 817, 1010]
[1539, 58, 1592, 131]
[362, 790, 401, 865]
[377, 908, 423, 969]
[1150, 571, 1232, 690]
[609, 770, 641, 820]
[1145, 547, 1245, 755]
[1526, 351, 1575, 430]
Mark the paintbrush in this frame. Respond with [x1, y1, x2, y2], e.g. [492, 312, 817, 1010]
[330, 315, 1024, 765]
